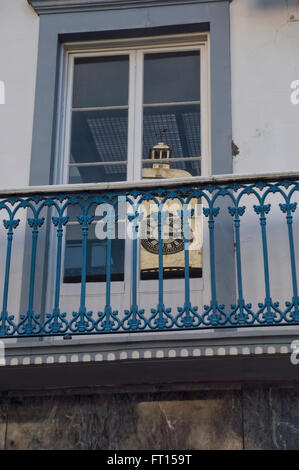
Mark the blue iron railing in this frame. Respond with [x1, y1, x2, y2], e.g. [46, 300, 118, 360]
[0, 173, 299, 337]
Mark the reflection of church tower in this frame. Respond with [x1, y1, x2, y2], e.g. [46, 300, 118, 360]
[140, 138, 202, 280]
[142, 139, 192, 179]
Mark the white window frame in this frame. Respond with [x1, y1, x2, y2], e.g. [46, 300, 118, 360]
[55, 32, 211, 186]
[48, 32, 211, 305]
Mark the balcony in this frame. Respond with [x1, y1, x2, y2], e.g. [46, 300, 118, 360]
[1, 171, 299, 339]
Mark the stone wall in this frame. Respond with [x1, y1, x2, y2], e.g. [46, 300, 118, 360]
[0, 384, 298, 450]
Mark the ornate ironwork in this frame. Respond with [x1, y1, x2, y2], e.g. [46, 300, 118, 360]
[0, 176, 299, 337]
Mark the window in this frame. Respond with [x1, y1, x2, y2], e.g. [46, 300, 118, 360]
[58, 34, 210, 284]
[59, 33, 210, 186]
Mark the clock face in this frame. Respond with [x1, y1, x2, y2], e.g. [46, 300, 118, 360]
[141, 213, 193, 255]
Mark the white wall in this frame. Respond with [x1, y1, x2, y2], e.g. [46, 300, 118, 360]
[1, 0, 298, 183]
[0, 0, 39, 188]
[0, 0, 39, 339]
[230, 0, 299, 315]
[230, 0, 299, 174]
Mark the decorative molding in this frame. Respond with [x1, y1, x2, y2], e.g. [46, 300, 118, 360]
[2, 344, 291, 367]
[28, 0, 231, 15]
[1, 328, 296, 368]
[0, 331, 296, 390]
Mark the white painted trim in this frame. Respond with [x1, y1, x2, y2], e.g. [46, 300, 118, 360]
[133, 50, 144, 181]
[198, 38, 211, 304]
[62, 53, 75, 185]
[0, 80, 5, 105]
[72, 101, 201, 111]
[127, 52, 137, 182]
[144, 100, 201, 107]
[68, 157, 201, 167]
[72, 105, 129, 111]
[69, 161, 128, 167]
[63, 33, 209, 52]
[200, 36, 211, 177]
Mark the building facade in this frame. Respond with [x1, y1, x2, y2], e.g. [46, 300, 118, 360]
[0, 0, 299, 450]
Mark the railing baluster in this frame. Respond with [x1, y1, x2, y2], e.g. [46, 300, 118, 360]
[149, 205, 172, 329]
[176, 206, 199, 328]
[48, 212, 69, 333]
[156, 206, 164, 309]
[20, 212, 45, 335]
[279, 201, 299, 322]
[53, 216, 66, 312]
[71, 211, 94, 333]
[97, 206, 120, 332]
[103, 225, 113, 329]
[228, 205, 249, 324]
[124, 203, 146, 330]
[0, 215, 19, 335]
[254, 202, 279, 324]
[203, 203, 220, 325]
[183, 209, 191, 308]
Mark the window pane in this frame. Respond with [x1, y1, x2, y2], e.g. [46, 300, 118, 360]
[64, 222, 125, 283]
[69, 163, 127, 184]
[73, 56, 129, 108]
[70, 108, 128, 183]
[142, 104, 201, 177]
[141, 50, 202, 281]
[144, 51, 201, 104]
[66, 55, 128, 283]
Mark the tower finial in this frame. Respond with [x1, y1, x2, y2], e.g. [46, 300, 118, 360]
[159, 128, 168, 142]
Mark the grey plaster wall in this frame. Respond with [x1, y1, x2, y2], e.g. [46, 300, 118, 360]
[0, 385, 298, 450]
